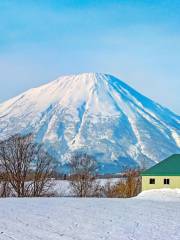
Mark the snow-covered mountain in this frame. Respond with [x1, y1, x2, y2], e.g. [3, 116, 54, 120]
[0, 73, 179, 173]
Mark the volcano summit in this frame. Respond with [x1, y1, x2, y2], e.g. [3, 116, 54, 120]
[0, 73, 179, 173]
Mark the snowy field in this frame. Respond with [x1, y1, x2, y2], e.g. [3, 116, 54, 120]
[0, 190, 180, 240]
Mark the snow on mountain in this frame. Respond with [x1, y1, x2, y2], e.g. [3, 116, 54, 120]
[0, 73, 179, 173]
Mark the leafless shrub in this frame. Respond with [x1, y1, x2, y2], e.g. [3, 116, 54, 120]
[69, 153, 101, 197]
[0, 134, 55, 197]
[103, 168, 141, 198]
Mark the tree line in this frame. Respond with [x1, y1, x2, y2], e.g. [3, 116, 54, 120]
[0, 134, 141, 198]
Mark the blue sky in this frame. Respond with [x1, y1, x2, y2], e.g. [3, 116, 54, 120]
[0, 0, 180, 114]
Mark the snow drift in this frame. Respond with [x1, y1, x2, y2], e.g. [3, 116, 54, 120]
[137, 189, 180, 202]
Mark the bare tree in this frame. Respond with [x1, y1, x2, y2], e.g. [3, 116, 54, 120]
[0, 134, 55, 197]
[69, 153, 100, 197]
[0, 173, 11, 197]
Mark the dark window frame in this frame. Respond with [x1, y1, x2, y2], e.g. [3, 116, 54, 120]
[164, 178, 170, 185]
[149, 178, 155, 184]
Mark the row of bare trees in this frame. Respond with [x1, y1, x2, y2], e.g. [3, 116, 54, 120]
[0, 133, 100, 198]
[68, 153, 141, 198]
[0, 133, 141, 198]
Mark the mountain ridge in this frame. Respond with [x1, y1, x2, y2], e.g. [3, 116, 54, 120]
[0, 73, 179, 173]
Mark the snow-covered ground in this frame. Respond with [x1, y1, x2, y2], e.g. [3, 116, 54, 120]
[0, 189, 180, 240]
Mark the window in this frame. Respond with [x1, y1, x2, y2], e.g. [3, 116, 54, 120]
[164, 179, 170, 185]
[149, 178, 155, 184]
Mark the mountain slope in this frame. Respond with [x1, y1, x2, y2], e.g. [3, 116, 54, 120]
[0, 73, 179, 173]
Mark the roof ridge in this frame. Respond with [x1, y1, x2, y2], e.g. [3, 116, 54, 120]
[141, 154, 180, 176]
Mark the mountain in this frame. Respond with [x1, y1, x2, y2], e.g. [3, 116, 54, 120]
[0, 73, 179, 173]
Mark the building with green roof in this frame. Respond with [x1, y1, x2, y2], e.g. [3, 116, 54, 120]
[141, 154, 180, 191]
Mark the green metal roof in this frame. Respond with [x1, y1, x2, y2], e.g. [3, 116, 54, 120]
[141, 154, 180, 176]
